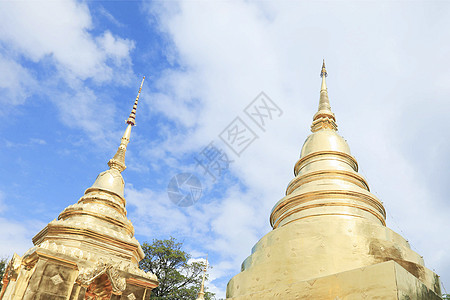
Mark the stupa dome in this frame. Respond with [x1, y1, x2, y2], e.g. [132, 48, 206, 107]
[86, 169, 125, 197]
[300, 128, 351, 157]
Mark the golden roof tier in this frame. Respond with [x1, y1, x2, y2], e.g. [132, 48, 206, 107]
[0, 77, 158, 300]
[271, 60, 385, 229]
[226, 63, 442, 299]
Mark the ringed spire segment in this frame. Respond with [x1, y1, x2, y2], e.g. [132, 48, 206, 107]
[196, 256, 208, 300]
[311, 60, 337, 132]
[127, 76, 145, 126]
[108, 77, 145, 173]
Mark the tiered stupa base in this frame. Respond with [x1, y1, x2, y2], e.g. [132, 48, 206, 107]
[227, 260, 441, 300]
[226, 217, 441, 299]
[1, 245, 157, 300]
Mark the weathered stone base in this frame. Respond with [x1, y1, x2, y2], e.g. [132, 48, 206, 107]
[227, 261, 442, 300]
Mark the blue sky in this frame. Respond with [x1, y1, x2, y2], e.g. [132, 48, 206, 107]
[1, 1, 450, 298]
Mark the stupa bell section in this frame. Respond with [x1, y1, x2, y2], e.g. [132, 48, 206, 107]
[226, 63, 442, 299]
[0, 77, 158, 300]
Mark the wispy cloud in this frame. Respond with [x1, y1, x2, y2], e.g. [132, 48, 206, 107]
[97, 6, 125, 28]
[0, 52, 37, 108]
[5, 138, 47, 148]
[0, 217, 41, 259]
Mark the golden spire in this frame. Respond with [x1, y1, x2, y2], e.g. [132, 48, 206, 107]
[107, 76, 145, 173]
[320, 59, 328, 78]
[196, 256, 208, 300]
[311, 60, 337, 132]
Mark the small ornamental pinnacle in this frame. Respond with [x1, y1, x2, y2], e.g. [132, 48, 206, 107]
[196, 256, 208, 300]
[320, 59, 327, 78]
[312, 61, 337, 132]
[108, 76, 146, 173]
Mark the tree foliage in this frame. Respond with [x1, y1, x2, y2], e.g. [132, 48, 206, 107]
[139, 237, 215, 300]
[0, 257, 7, 290]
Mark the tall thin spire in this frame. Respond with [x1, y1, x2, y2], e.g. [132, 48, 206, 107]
[196, 256, 208, 300]
[107, 76, 145, 172]
[311, 60, 337, 132]
[126, 76, 145, 126]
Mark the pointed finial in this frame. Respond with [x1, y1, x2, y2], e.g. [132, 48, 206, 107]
[320, 59, 327, 78]
[107, 77, 145, 172]
[311, 61, 337, 132]
[196, 256, 208, 300]
[126, 76, 145, 126]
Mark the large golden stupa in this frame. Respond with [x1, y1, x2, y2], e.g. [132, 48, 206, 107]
[226, 62, 442, 299]
[0, 78, 158, 300]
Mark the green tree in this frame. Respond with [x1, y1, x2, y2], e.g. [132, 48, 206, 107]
[139, 237, 215, 300]
[0, 257, 8, 290]
[443, 294, 450, 300]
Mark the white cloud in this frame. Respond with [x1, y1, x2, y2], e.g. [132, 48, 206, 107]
[125, 185, 191, 237]
[0, 218, 35, 259]
[0, 191, 5, 214]
[0, 53, 37, 107]
[96, 31, 136, 84]
[0, 0, 136, 141]
[97, 6, 125, 28]
[97, 31, 134, 61]
[3, 138, 47, 149]
[0, 1, 95, 78]
[29, 138, 47, 145]
[0, 0, 132, 82]
[53, 87, 117, 145]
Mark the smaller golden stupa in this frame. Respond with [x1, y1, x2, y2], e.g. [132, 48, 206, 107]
[0, 77, 158, 300]
[226, 62, 442, 299]
[196, 257, 208, 300]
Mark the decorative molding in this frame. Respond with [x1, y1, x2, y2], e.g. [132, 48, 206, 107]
[76, 257, 157, 291]
[77, 259, 126, 293]
[50, 274, 63, 285]
[38, 241, 90, 261]
[127, 293, 136, 300]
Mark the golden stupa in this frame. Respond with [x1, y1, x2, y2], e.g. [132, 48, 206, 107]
[0, 78, 158, 300]
[196, 258, 208, 300]
[226, 62, 442, 299]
